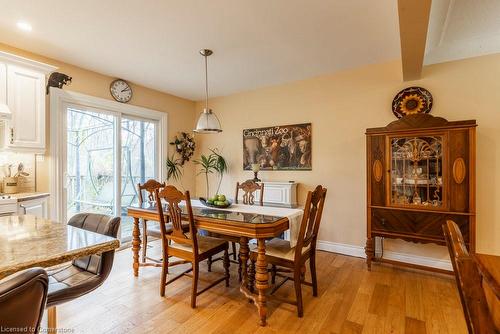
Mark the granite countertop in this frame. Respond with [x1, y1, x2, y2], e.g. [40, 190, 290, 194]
[0, 215, 120, 280]
[13, 192, 50, 202]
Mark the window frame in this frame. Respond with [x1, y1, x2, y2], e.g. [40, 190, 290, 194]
[49, 89, 168, 223]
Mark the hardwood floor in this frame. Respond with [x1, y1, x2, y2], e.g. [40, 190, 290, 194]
[56, 240, 468, 333]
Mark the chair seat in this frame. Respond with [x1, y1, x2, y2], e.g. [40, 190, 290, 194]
[48, 264, 96, 292]
[249, 238, 310, 261]
[169, 235, 227, 255]
[146, 222, 189, 238]
[146, 222, 168, 238]
[46, 263, 100, 307]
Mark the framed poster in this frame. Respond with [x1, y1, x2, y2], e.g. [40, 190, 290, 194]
[243, 123, 311, 170]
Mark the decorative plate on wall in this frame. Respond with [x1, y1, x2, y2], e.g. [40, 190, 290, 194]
[392, 87, 433, 119]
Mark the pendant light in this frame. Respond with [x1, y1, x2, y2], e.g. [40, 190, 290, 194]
[194, 49, 222, 133]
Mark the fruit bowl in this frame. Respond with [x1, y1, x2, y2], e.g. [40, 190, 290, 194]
[199, 197, 232, 209]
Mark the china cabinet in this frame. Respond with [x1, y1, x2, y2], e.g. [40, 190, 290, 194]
[365, 114, 476, 273]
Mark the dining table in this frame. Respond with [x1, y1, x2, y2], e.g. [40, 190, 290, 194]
[0, 215, 120, 280]
[127, 199, 304, 326]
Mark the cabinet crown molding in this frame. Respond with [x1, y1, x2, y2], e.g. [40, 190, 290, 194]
[0, 51, 57, 74]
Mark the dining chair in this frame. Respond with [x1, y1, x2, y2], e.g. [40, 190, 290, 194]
[155, 185, 230, 308]
[46, 213, 120, 329]
[249, 185, 327, 317]
[235, 180, 264, 206]
[137, 179, 166, 266]
[443, 220, 498, 334]
[208, 180, 265, 281]
[0, 267, 48, 334]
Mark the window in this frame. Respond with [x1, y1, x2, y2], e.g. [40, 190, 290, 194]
[50, 90, 167, 241]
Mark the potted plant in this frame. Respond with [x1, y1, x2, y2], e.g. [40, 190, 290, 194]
[166, 155, 184, 189]
[194, 149, 228, 198]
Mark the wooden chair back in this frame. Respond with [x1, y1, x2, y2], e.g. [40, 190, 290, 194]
[138, 179, 166, 205]
[155, 185, 198, 255]
[443, 220, 497, 334]
[294, 185, 327, 260]
[235, 180, 264, 205]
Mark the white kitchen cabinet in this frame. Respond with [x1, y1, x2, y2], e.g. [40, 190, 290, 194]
[18, 196, 49, 219]
[0, 51, 56, 152]
[0, 62, 6, 107]
[7, 65, 46, 150]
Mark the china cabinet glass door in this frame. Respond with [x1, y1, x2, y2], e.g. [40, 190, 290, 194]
[389, 135, 444, 208]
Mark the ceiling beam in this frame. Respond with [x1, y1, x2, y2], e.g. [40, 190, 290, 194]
[398, 0, 432, 81]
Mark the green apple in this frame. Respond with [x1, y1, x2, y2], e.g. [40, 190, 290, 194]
[218, 194, 226, 202]
[223, 200, 229, 206]
[207, 199, 214, 205]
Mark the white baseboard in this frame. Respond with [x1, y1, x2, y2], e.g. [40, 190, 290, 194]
[317, 240, 366, 258]
[317, 240, 452, 271]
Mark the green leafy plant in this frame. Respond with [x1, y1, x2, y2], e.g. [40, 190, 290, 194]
[194, 148, 228, 198]
[166, 155, 183, 183]
[210, 148, 228, 195]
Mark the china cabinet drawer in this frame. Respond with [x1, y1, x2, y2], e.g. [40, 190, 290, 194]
[371, 208, 470, 243]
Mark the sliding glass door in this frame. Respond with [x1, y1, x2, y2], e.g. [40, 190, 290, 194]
[64, 104, 158, 240]
[120, 117, 157, 238]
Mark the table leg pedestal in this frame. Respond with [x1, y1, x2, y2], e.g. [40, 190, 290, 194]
[255, 238, 269, 326]
[132, 217, 141, 277]
[239, 237, 268, 326]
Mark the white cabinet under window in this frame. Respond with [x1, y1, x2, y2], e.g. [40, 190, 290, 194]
[236, 181, 298, 206]
[0, 51, 56, 152]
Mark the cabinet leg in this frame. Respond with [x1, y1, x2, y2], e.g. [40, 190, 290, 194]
[365, 237, 374, 271]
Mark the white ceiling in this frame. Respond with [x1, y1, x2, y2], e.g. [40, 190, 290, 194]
[0, 0, 401, 100]
[425, 0, 500, 65]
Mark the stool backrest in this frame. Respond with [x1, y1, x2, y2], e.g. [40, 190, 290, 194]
[0, 267, 48, 334]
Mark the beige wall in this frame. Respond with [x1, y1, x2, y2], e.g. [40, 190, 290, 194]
[3, 42, 498, 258]
[0, 43, 197, 192]
[195, 54, 500, 258]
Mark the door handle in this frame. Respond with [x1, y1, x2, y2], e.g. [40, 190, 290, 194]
[19, 204, 27, 215]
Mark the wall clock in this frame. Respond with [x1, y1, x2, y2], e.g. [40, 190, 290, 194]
[110, 79, 132, 103]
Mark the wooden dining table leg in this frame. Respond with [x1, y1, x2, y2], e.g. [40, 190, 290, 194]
[132, 217, 141, 277]
[255, 238, 269, 326]
[239, 236, 249, 287]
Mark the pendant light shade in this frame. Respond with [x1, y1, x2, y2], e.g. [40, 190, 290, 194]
[194, 49, 222, 133]
[195, 108, 222, 133]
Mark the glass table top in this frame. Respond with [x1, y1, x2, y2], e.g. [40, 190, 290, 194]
[133, 201, 286, 225]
